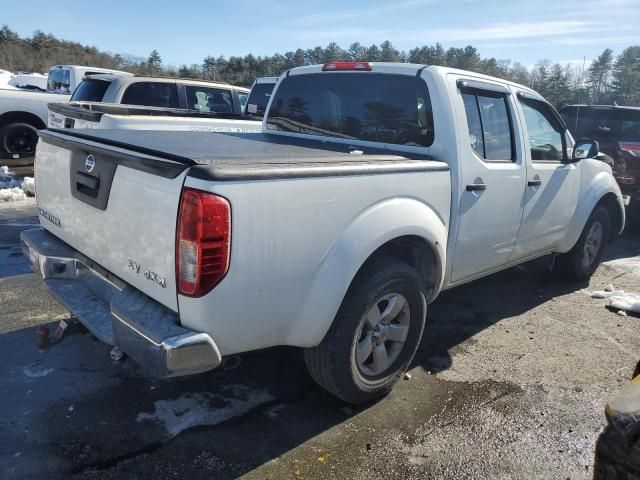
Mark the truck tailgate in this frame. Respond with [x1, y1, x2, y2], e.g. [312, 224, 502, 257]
[34, 130, 192, 311]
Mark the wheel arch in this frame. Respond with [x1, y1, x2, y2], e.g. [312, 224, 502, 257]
[557, 171, 625, 253]
[0, 111, 46, 130]
[287, 197, 447, 348]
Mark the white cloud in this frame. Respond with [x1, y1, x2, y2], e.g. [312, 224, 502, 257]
[291, 0, 438, 25]
[286, 20, 603, 44]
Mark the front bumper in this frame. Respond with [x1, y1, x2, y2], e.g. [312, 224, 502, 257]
[20, 228, 222, 377]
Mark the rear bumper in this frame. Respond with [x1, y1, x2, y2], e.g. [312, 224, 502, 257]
[20, 228, 222, 377]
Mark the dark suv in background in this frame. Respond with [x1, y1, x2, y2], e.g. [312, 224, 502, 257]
[561, 105, 640, 221]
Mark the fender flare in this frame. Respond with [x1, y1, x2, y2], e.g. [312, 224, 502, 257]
[556, 171, 625, 253]
[287, 197, 448, 347]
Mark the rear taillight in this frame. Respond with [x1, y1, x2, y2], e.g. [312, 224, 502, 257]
[322, 61, 372, 71]
[176, 188, 231, 297]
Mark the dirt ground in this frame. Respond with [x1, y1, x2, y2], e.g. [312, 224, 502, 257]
[0, 198, 638, 480]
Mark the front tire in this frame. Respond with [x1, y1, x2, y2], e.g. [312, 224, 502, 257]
[557, 206, 610, 281]
[0, 122, 39, 156]
[304, 257, 427, 404]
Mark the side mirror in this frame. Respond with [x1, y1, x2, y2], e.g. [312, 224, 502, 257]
[572, 138, 600, 161]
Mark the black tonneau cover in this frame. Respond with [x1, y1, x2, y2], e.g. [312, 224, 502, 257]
[40, 129, 448, 180]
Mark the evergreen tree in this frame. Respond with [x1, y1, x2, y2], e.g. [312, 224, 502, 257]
[587, 49, 614, 103]
[147, 49, 162, 72]
[379, 41, 401, 62]
[611, 46, 640, 105]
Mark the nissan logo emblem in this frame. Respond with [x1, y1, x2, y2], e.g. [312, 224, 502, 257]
[85, 154, 96, 173]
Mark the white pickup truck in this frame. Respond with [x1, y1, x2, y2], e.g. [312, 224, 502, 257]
[0, 65, 129, 159]
[47, 75, 260, 133]
[22, 62, 625, 404]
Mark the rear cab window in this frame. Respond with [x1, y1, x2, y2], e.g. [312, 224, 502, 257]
[121, 82, 179, 108]
[246, 82, 276, 116]
[71, 79, 111, 102]
[266, 73, 434, 147]
[184, 86, 234, 113]
[47, 67, 71, 93]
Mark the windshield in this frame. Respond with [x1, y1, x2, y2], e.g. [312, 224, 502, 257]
[71, 79, 111, 102]
[266, 73, 434, 147]
[246, 82, 276, 116]
[47, 67, 71, 94]
[561, 106, 640, 142]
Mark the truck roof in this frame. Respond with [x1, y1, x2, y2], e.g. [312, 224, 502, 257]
[49, 65, 130, 74]
[84, 74, 250, 92]
[253, 76, 279, 84]
[285, 62, 540, 97]
[84, 73, 132, 82]
[561, 104, 640, 111]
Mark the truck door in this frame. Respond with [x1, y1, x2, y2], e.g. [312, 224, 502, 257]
[450, 79, 526, 283]
[510, 92, 580, 259]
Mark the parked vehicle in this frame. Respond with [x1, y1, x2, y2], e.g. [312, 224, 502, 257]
[48, 75, 253, 131]
[22, 62, 625, 404]
[0, 65, 130, 159]
[561, 105, 640, 220]
[244, 76, 278, 117]
[47, 102, 262, 133]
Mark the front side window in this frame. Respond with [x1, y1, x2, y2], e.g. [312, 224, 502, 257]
[462, 90, 514, 162]
[520, 99, 564, 161]
[266, 73, 434, 147]
[184, 86, 234, 113]
[121, 82, 178, 108]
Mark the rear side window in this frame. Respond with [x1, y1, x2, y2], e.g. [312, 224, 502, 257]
[71, 79, 111, 102]
[184, 86, 234, 113]
[121, 82, 178, 108]
[246, 82, 276, 116]
[266, 73, 434, 147]
[462, 91, 514, 162]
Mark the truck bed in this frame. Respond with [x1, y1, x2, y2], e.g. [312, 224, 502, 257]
[41, 129, 449, 180]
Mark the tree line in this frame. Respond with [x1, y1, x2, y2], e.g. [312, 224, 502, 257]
[1, 25, 639, 107]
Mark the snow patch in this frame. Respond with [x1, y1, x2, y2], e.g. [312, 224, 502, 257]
[0, 69, 18, 90]
[9, 73, 47, 91]
[590, 286, 640, 314]
[0, 166, 34, 202]
[603, 257, 640, 280]
[22, 366, 55, 378]
[136, 385, 273, 437]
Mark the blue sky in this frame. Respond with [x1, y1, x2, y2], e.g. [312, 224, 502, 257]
[3, 0, 639, 68]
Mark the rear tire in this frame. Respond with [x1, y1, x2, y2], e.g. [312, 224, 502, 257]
[304, 257, 427, 404]
[556, 206, 610, 281]
[0, 122, 39, 156]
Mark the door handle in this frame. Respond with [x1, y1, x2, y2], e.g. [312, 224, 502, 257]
[466, 183, 487, 191]
[527, 179, 542, 187]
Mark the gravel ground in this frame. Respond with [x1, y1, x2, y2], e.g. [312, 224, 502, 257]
[0, 199, 638, 480]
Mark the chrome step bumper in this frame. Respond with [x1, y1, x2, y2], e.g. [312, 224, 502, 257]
[20, 228, 222, 377]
